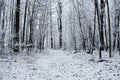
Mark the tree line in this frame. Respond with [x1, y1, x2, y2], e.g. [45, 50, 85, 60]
[0, 0, 120, 59]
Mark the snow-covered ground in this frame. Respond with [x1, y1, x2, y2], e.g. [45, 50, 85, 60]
[0, 50, 120, 80]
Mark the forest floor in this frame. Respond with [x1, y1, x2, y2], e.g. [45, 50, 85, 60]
[0, 49, 120, 80]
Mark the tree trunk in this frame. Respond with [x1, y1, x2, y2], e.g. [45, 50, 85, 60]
[13, 0, 20, 52]
[93, 6, 96, 50]
[50, 0, 53, 48]
[29, 0, 36, 50]
[94, 0, 102, 59]
[100, 0, 105, 50]
[104, 14, 108, 51]
[58, 1, 62, 48]
[106, 0, 112, 58]
[22, 0, 28, 44]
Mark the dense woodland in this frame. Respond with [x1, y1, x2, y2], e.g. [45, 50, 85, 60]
[0, 0, 120, 59]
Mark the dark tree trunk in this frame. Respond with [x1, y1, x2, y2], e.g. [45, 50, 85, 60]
[13, 0, 20, 52]
[0, 0, 5, 53]
[58, 2, 62, 48]
[59, 18, 62, 48]
[100, 0, 105, 50]
[93, 6, 96, 50]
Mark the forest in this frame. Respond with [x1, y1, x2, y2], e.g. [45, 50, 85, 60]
[0, 0, 120, 80]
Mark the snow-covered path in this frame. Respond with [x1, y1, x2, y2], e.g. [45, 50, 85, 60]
[0, 50, 120, 80]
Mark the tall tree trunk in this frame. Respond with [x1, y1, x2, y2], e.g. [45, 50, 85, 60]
[13, 0, 20, 52]
[93, 5, 97, 50]
[50, 0, 53, 48]
[10, 0, 15, 51]
[100, 0, 105, 50]
[94, 0, 102, 59]
[22, 0, 28, 44]
[1, 5, 5, 51]
[106, 0, 112, 58]
[29, 0, 36, 50]
[117, 10, 120, 54]
[0, 0, 5, 53]
[58, 1, 62, 48]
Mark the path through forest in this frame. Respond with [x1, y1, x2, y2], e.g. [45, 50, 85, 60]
[0, 50, 120, 80]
